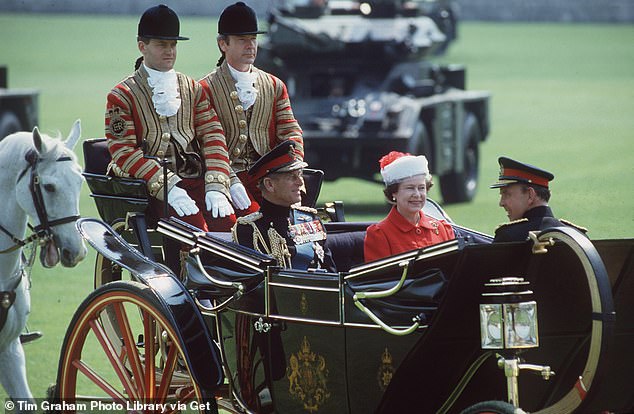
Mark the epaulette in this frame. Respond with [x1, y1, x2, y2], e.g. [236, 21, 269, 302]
[236, 211, 263, 225]
[495, 218, 528, 231]
[560, 219, 588, 233]
[293, 205, 318, 214]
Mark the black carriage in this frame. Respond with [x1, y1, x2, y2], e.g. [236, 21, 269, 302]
[49, 139, 634, 413]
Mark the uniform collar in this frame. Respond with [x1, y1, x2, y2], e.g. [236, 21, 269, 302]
[260, 197, 291, 219]
[523, 205, 554, 219]
[227, 63, 255, 80]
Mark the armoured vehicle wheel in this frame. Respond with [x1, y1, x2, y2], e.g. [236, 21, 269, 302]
[408, 121, 432, 160]
[0, 111, 21, 140]
[55, 281, 218, 413]
[439, 112, 481, 203]
[460, 400, 524, 414]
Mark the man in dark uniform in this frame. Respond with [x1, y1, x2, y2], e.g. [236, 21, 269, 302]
[490, 156, 586, 242]
[232, 141, 336, 272]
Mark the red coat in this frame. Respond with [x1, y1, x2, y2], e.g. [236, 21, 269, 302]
[364, 206, 455, 262]
[106, 67, 230, 201]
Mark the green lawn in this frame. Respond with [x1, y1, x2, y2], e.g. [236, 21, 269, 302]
[0, 13, 633, 405]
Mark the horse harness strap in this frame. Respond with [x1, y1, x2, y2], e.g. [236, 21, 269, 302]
[0, 150, 80, 254]
[0, 274, 22, 334]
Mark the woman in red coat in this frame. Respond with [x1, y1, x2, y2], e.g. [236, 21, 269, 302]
[364, 151, 455, 262]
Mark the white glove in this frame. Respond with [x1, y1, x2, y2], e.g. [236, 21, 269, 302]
[205, 191, 235, 218]
[230, 182, 252, 210]
[167, 186, 199, 217]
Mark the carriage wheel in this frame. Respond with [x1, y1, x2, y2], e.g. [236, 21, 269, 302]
[56, 281, 217, 413]
[93, 220, 139, 367]
[93, 220, 169, 362]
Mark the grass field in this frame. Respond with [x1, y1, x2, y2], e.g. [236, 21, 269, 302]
[1, 12, 633, 405]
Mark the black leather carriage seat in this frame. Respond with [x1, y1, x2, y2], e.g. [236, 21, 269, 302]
[82, 138, 149, 224]
[325, 231, 366, 272]
[301, 168, 323, 209]
[322, 222, 491, 273]
[83, 137, 111, 175]
[82, 137, 325, 209]
[324, 222, 372, 272]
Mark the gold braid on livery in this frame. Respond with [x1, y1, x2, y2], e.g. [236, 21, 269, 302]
[199, 61, 303, 182]
[105, 67, 231, 200]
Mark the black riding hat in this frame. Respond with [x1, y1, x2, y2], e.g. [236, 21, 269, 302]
[218, 2, 266, 35]
[138, 4, 189, 41]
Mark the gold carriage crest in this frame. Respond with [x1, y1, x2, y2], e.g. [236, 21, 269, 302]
[377, 347, 394, 391]
[286, 336, 330, 412]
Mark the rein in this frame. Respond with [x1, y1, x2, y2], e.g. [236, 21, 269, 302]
[0, 149, 81, 254]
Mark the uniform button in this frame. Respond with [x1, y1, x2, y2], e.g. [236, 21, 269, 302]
[157, 150, 164, 156]
[205, 175, 214, 183]
[162, 133, 170, 141]
[158, 175, 164, 183]
[239, 120, 247, 128]
[217, 175, 226, 183]
[233, 148, 241, 156]
[230, 91, 239, 100]
[239, 134, 247, 142]
[235, 105, 244, 114]
[415, 228, 422, 234]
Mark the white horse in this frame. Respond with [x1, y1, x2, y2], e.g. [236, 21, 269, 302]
[0, 120, 87, 407]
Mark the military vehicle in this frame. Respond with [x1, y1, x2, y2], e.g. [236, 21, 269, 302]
[0, 66, 39, 139]
[256, 0, 490, 203]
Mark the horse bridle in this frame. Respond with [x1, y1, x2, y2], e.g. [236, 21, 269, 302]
[0, 149, 81, 254]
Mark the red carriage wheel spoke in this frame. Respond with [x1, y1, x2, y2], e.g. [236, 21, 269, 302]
[143, 308, 157, 402]
[89, 315, 139, 400]
[113, 300, 146, 399]
[155, 343, 179, 402]
[72, 359, 126, 403]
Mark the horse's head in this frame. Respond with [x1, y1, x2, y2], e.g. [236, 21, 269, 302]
[15, 120, 87, 268]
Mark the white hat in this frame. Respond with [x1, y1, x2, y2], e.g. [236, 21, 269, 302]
[379, 151, 429, 186]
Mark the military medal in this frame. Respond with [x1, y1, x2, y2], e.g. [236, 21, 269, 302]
[289, 220, 327, 244]
[313, 242, 325, 263]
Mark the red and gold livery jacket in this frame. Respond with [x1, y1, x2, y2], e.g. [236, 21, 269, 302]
[364, 206, 455, 262]
[199, 62, 303, 185]
[105, 67, 231, 200]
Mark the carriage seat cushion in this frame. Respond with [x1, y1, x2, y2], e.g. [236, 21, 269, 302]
[325, 231, 366, 272]
[83, 138, 111, 175]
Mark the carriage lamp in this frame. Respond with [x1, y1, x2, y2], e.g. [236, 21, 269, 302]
[479, 277, 538, 350]
[479, 277, 553, 408]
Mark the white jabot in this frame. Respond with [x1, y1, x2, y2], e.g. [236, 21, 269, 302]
[228, 64, 258, 110]
[144, 64, 181, 117]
